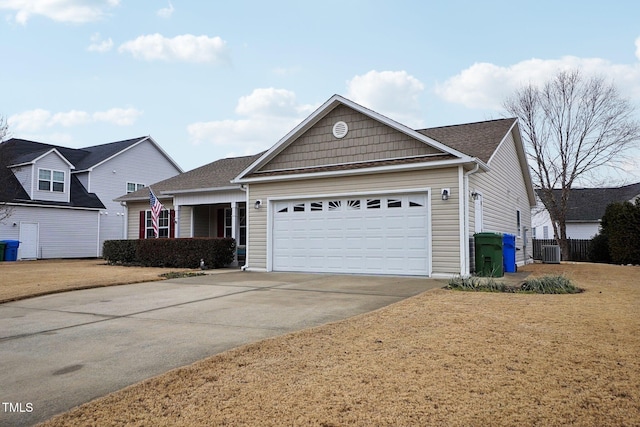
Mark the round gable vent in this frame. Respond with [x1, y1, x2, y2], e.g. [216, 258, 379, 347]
[332, 121, 349, 139]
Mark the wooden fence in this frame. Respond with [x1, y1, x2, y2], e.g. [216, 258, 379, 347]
[532, 238, 592, 262]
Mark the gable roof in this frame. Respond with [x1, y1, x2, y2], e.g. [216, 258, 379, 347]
[538, 183, 640, 222]
[0, 136, 178, 209]
[417, 118, 517, 164]
[234, 95, 484, 182]
[116, 152, 263, 201]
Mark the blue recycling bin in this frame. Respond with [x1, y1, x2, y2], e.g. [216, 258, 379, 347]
[2, 240, 20, 261]
[502, 233, 516, 273]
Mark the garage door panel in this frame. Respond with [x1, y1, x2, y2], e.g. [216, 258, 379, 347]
[272, 193, 430, 275]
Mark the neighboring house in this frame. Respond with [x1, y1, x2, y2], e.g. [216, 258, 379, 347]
[122, 95, 535, 277]
[531, 183, 640, 240]
[0, 137, 182, 259]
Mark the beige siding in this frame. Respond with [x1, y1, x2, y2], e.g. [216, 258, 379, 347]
[247, 167, 461, 275]
[178, 205, 192, 238]
[261, 105, 443, 171]
[470, 131, 533, 265]
[126, 200, 175, 239]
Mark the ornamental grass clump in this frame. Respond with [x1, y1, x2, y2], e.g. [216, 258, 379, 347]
[520, 275, 582, 294]
[447, 275, 509, 293]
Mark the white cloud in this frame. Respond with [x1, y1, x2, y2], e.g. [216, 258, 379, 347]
[346, 70, 425, 128]
[8, 107, 142, 131]
[187, 88, 316, 150]
[157, 1, 173, 18]
[436, 53, 640, 110]
[118, 33, 229, 64]
[0, 0, 119, 24]
[87, 32, 113, 53]
[93, 107, 142, 126]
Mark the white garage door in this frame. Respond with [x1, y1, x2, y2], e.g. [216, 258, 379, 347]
[272, 193, 430, 276]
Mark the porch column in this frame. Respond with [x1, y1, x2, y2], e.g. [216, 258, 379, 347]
[231, 201, 238, 266]
[174, 204, 180, 238]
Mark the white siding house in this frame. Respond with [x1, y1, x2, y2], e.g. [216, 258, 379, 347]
[0, 137, 182, 259]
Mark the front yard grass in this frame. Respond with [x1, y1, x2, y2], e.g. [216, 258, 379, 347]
[38, 262, 640, 427]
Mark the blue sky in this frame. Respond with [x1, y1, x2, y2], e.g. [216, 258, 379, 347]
[2, 0, 640, 181]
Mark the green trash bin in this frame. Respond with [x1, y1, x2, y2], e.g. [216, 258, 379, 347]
[474, 232, 504, 277]
[0, 242, 5, 262]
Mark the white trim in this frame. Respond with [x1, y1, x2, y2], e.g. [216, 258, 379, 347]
[267, 187, 431, 202]
[237, 158, 474, 184]
[164, 185, 241, 195]
[255, 152, 456, 175]
[233, 94, 473, 182]
[4, 201, 102, 211]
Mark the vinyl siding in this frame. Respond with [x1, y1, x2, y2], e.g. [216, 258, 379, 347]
[247, 167, 461, 275]
[126, 200, 175, 239]
[11, 165, 33, 198]
[0, 205, 99, 259]
[33, 152, 71, 203]
[260, 105, 444, 172]
[90, 139, 181, 252]
[470, 131, 533, 265]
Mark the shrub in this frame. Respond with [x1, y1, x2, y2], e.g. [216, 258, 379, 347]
[447, 275, 510, 293]
[600, 198, 640, 265]
[588, 233, 611, 264]
[103, 239, 137, 264]
[102, 238, 236, 268]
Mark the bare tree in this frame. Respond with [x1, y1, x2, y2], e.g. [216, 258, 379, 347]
[504, 69, 640, 259]
[0, 115, 16, 223]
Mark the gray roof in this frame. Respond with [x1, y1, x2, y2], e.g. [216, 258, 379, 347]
[417, 118, 517, 164]
[117, 152, 263, 201]
[538, 183, 640, 222]
[0, 137, 155, 209]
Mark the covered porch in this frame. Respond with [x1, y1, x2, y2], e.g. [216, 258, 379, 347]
[173, 190, 247, 266]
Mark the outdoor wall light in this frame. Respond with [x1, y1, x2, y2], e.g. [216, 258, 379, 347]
[441, 188, 450, 201]
[471, 191, 479, 200]
[254, 199, 262, 209]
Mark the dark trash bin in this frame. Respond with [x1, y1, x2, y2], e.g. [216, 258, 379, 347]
[2, 240, 20, 261]
[0, 241, 5, 262]
[474, 232, 503, 277]
[502, 233, 517, 273]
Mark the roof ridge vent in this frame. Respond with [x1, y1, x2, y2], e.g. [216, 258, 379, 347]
[332, 121, 348, 139]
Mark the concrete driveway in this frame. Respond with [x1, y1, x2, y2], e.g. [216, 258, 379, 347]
[0, 271, 442, 426]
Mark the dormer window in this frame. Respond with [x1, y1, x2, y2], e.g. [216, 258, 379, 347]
[39, 169, 65, 192]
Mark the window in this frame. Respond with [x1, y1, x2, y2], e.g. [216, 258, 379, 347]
[328, 200, 342, 211]
[293, 203, 305, 212]
[366, 199, 381, 209]
[310, 201, 323, 211]
[347, 199, 361, 210]
[387, 198, 402, 208]
[145, 210, 170, 238]
[224, 208, 232, 237]
[127, 182, 145, 193]
[238, 205, 247, 246]
[38, 169, 65, 192]
[516, 210, 522, 237]
[408, 196, 424, 207]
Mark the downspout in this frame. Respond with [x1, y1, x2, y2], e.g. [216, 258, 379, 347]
[239, 184, 249, 271]
[120, 201, 128, 239]
[462, 162, 481, 276]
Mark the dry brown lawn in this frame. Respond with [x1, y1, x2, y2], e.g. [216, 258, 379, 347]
[0, 259, 193, 303]
[34, 262, 640, 427]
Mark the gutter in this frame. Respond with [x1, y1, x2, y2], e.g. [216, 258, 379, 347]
[462, 161, 481, 276]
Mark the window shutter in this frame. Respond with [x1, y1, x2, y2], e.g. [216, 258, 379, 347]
[139, 211, 145, 239]
[170, 209, 176, 238]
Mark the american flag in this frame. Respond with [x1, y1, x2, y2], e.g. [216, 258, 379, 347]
[149, 189, 163, 238]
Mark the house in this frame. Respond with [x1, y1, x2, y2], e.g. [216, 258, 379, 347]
[115, 154, 261, 262]
[120, 95, 535, 277]
[0, 136, 182, 259]
[531, 183, 640, 240]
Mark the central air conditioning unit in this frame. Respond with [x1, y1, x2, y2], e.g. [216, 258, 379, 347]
[542, 245, 561, 264]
